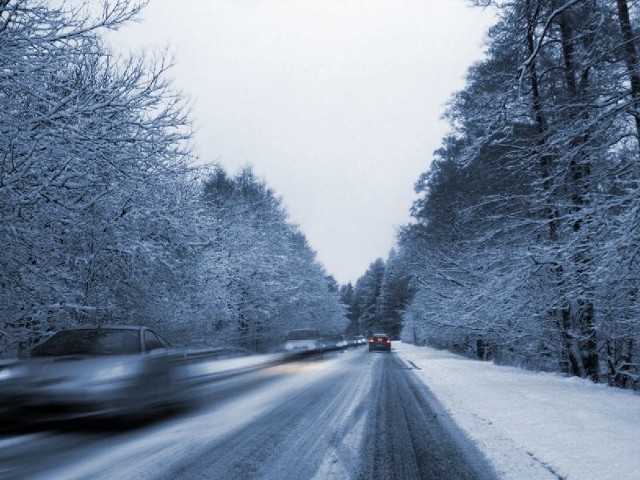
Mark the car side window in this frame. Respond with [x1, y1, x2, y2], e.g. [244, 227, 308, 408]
[144, 330, 168, 351]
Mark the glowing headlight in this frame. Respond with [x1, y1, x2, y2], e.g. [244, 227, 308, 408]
[0, 364, 23, 381]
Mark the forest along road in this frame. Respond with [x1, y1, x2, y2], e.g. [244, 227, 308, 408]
[0, 349, 498, 480]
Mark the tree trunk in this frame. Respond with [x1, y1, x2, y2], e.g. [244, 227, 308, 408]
[556, 5, 599, 381]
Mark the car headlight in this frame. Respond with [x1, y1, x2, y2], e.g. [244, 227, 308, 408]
[0, 364, 24, 381]
[0, 368, 12, 381]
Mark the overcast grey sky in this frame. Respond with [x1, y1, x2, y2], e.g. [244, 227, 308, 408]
[109, 0, 496, 284]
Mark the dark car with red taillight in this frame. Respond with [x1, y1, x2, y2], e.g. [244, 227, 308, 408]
[368, 333, 391, 352]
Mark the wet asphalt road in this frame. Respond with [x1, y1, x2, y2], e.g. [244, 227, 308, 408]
[0, 348, 498, 480]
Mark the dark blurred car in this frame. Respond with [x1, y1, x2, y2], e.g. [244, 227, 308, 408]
[321, 334, 347, 352]
[0, 326, 181, 421]
[369, 333, 391, 352]
[283, 328, 323, 354]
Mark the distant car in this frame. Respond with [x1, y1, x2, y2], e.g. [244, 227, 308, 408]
[321, 334, 347, 351]
[283, 328, 323, 354]
[344, 335, 366, 347]
[369, 333, 391, 352]
[345, 336, 358, 347]
[0, 326, 181, 421]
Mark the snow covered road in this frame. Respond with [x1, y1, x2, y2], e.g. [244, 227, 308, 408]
[4, 342, 634, 479]
[0, 347, 496, 480]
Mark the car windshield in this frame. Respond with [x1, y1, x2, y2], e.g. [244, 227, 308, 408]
[30, 329, 141, 357]
[285, 330, 319, 340]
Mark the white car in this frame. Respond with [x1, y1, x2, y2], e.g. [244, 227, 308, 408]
[283, 329, 323, 354]
[321, 334, 348, 351]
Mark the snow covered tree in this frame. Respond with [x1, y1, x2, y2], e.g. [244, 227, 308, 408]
[349, 258, 386, 336]
[195, 167, 347, 351]
[398, 0, 640, 387]
[0, 1, 347, 356]
[0, 0, 193, 353]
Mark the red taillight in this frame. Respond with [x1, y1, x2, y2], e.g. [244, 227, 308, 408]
[386, 339, 391, 344]
[369, 338, 374, 343]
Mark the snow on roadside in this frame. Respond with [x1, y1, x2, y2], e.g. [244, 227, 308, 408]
[393, 342, 640, 480]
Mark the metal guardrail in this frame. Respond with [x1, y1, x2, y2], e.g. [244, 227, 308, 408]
[174, 345, 343, 386]
[174, 348, 287, 387]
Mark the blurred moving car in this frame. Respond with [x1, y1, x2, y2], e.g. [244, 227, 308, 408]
[369, 333, 392, 352]
[344, 335, 367, 347]
[345, 336, 358, 348]
[0, 326, 181, 421]
[283, 328, 323, 355]
[321, 334, 347, 352]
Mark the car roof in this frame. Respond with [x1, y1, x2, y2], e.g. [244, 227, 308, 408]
[371, 333, 388, 337]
